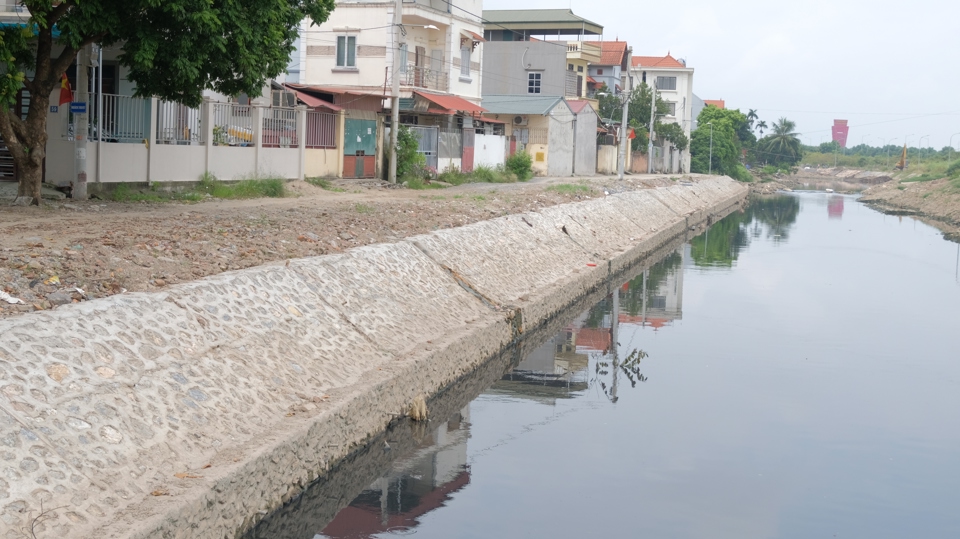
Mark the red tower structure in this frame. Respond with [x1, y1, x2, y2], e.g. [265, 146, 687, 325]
[832, 119, 849, 148]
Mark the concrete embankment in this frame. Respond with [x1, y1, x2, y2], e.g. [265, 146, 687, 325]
[0, 176, 747, 538]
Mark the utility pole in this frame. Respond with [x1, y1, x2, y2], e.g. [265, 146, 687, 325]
[388, 0, 402, 184]
[647, 81, 656, 174]
[73, 44, 90, 199]
[617, 50, 631, 180]
[707, 122, 713, 175]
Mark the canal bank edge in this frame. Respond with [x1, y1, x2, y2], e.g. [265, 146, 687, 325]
[0, 176, 747, 538]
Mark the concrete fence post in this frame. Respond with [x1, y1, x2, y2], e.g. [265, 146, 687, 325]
[253, 105, 264, 178]
[297, 105, 307, 181]
[203, 97, 214, 176]
[147, 97, 158, 184]
[336, 110, 346, 178]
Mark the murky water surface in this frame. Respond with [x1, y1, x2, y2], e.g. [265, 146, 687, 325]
[249, 193, 960, 539]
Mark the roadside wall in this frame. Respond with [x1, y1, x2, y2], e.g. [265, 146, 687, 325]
[0, 176, 748, 538]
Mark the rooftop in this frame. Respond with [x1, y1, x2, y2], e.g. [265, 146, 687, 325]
[482, 9, 603, 36]
[703, 99, 725, 109]
[631, 53, 688, 69]
[597, 41, 629, 66]
[481, 95, 566, 116]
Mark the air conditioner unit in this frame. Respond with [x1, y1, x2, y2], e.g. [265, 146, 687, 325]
[513, 116, 528, 126]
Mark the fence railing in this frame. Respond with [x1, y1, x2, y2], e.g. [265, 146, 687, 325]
[211, 102, 254, 146]
[92, 93, 151, 143]
[306, 111, 337, 148]
[400, 66, 449, 93]
[262, 107, 299, 147]
[157, 101, 203, 144]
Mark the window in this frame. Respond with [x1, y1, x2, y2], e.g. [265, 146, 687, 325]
[336, 35, 356, 68]
[656, 76, 677, 90]
[596, 68, 603, 75]
[399, 43, 408, 73]
[568, 64, 574, 71]
[664, 101, 677, 116]
[461, 46, 471, 78]
[577, 65, 584, 73]
[641, 71, 647, 83]
[527, 72, 541, 94]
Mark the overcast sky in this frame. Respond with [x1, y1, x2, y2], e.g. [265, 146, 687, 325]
[483, 0, 960, 149]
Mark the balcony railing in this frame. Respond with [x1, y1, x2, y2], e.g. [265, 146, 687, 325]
[400, 66, 449, 93]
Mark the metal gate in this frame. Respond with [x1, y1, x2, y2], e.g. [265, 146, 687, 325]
[461, 128, 475, 173]
[343, 119, 377, 178]
[406, 125, 438, 170]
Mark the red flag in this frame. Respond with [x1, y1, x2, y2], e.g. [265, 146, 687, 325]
[59, 74, 72, 107]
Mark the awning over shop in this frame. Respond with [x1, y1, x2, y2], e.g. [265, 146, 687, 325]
[286, 86, 342, 111]
[414, 91, 486, 115]
[461, 30, 486, 42]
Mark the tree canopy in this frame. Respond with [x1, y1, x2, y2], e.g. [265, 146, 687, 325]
[757, 117, 803, 165]
[689, 105, 751, 180]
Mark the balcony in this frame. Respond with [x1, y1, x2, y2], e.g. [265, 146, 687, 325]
[400, 66, 449, 93]
[566, 41, 601, 63]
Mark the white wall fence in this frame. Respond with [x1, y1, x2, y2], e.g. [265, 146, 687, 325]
[49, 95, 343, 186]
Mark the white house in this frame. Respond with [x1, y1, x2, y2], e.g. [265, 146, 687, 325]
[630, 54, 694, 173]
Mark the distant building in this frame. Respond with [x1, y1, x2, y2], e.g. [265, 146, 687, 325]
[832, 119, 849, 148]
[703, 99, 725, 109]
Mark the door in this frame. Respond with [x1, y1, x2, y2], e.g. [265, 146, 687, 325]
[415, 46, 426, 87]
[461, 128, 475, 173]
[343, 119, 377, 178]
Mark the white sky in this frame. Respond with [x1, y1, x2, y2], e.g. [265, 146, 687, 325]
[482, 0, 960, 149]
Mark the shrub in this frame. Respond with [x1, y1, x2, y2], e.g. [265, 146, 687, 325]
[396, 126, 425, 178]
[946, 159, 960, 178]
[505, 150, 533, 180]
[438, 164, 468, 185]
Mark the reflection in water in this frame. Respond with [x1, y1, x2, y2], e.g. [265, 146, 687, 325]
[690, 195, 801, 267]
[317, 411, 470, 539]
[828, 195, 844, 219]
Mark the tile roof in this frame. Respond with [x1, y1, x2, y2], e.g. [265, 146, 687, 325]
[414, 91, 486, 114]
[566, 100, 594, 114]
[703, 99, 725, 109]
[480, 95, 566, 116]
[631, 54, 687, 69]
[596, 41, 628, 66]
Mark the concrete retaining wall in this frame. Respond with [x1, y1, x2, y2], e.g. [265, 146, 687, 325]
[0, 176, 747, 538]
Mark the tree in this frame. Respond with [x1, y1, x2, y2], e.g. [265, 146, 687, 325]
[689, 105, 751, 180]
[757, 117, 802, 165]
[595, 82, 685, 154]
[0, 0, 335, 205]
[746, 108, 758, 129]
[756, 120, 767, 137]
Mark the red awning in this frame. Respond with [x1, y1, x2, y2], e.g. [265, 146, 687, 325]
[287, 87, 342, 111]
[462, 30, 486, 43]
[427, 108, 456, 116]
[479, 116, 506, 124]
[586, 76, 598, 84]
[414, 91, 486, 114]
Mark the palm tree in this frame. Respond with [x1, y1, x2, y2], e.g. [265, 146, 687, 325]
[760, 117, 801, 165]
[755, 120, 767, 137]
[747, 109, 758, 129]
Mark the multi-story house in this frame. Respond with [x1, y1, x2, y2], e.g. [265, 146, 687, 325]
[587, 41, 630, 97]
[292, 0, 487, 177]
[630, 54, 694, 173]
[479, 9, 602, 176]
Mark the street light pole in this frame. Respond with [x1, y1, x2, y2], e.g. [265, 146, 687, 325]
[884, 137, 898, 168]
[707, 122, 713, 175]
[950, 132, 960, 161]
[647, 81, 656, 174]
[861, 134, 870, 146]
[918, 135, 930, 165]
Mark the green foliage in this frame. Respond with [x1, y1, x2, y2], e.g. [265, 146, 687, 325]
[198, 173, 287, 199]
[437, 164, 469, 185]
[757, 117, 803, 166]
[354, 203, 374, 213]
[396, 125, 426, 179]
[946, 160, 960, 178]
[690, 106, 751, 177]
[597, 82, 684, 154]
[819, 141, 841, 154]
[546, 183, 594, 195]
[505, 150, 533, 180]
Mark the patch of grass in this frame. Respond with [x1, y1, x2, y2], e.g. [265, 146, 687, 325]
[108, 182, 203, 203]
[901, 173, 940, 183]
[547, 183, 593, 195]
[403, 176, 446, 190]
[354, 203, 374, 214]
[471, 195, 486, 202]
[437, 165, 469, 186]
[453, 194, 464, 199]
[197, 173, 286, 199]
[306, 177, 346, 192]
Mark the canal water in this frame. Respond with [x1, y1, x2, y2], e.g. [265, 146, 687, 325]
[247, 193, 960, 539]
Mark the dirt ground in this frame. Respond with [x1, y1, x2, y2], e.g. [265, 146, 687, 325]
[0, 174, 688, 318]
